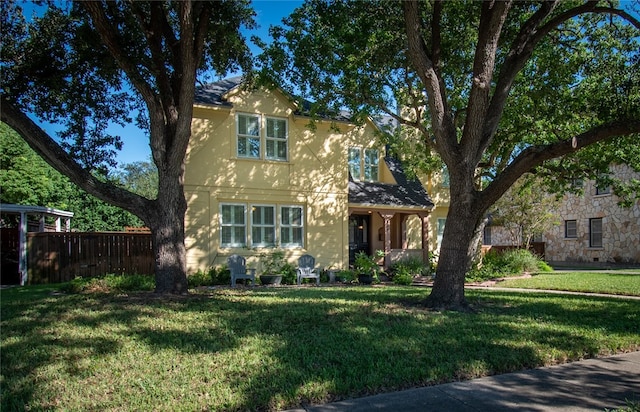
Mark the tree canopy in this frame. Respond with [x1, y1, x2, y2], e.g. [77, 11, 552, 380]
[1, 121, 154, 231]
[1, 0, 256, 293]
[258, 0, 640, 308]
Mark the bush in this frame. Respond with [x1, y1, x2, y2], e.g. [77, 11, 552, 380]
[188, 269, 212, 288]
[466, 249, 552, 282]
[60, 274, 155, 293]
[392, 265, 414, 285]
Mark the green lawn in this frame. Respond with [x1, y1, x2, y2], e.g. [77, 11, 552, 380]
[2, 284, 639, 411]
[497, 271, 640, 296]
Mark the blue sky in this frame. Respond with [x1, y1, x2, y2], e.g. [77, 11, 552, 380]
[110, 1, 303, 165]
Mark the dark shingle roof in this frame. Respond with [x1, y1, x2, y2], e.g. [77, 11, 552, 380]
[349, 157, 433, 209]
[194, 77, 433, 210]
[194, 76, 244, 106]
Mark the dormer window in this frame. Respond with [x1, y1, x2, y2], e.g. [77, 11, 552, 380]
[349, 147, 379, 182]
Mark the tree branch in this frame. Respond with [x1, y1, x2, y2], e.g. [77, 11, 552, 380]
[80, 2, 157, 110]
[1, 96, 151, 219]
[403, 0, 456, 161]
[480, 120, 640, 211]
[461, 0, 512, 161]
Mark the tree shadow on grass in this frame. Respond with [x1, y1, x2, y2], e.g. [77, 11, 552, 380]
[2, 286, 639, 411]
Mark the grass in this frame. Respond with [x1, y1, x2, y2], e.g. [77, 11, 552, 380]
[498, 271, 640, 296]
[2, 282, 639, 411]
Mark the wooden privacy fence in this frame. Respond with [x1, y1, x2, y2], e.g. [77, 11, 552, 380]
[27, 232, 154, 284]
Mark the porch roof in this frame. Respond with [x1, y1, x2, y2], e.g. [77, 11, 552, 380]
[348, 157, 433, 210]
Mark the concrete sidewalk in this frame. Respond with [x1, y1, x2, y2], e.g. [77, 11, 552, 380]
[285, 351, 640, 412]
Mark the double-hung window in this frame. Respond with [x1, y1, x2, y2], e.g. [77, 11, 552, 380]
[589, 218, 603, 248]
[348, 148, 361, 180]
[221, 203, 304, 248]
[252, 205, 276, 247]
[236, 114, 288, 161]
[565, 220, 577, 239]
[266, 118, 287, 160]
[220, 204, 246, 247]
[281, 206, 304, 247]
[364, 149, 379, 181]
[237, 114, 260, 158]
[349, 147, 379, 182]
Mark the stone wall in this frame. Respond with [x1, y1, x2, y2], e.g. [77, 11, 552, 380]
[543, 164, 640, 264]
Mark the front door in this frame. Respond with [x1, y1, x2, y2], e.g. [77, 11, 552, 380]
[349, 214, 370, 265]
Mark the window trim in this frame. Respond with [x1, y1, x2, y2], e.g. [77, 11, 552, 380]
[265, 116, 288, 161]
[280, 205, 304, 248]
[251, 204, 276, 247]
[349, 146, 380, 182]
[220, 203, 247, 247]
[589, 217, 603, 248]
[220, 202, 305, 249]
[565, 220, 577, 239]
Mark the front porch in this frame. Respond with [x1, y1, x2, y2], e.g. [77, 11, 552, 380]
[348, 208, 431, 269]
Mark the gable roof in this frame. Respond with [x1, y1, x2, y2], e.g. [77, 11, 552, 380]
[194, 77, 433, 211]
[194, 76, 244, 107]
[349, 157, 433, 210]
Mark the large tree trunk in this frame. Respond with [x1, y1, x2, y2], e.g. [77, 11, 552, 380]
[147, 179, 189, 294]
[427, 194, 484, 310]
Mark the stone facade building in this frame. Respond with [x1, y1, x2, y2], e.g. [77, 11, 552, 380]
[543, 164, 640, 265]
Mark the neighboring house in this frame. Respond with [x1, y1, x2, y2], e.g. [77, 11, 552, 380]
[484, 164, 640, 265]
[543, 164, 640, 265]
[184, 77, 434, 274]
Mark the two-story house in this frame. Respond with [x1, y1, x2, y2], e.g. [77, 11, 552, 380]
[543, 164, 640, 265]
[183, 77, 434, 274]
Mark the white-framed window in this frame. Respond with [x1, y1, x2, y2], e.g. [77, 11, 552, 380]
[280, 205, 304, 247]
[251, 205, 276, 247]
[220, 203, 304, 248]
[565, 220, 577, 239]
[441, 166, 450, 188]
[220, 204, 247, 247]
[348, 147, 361, 180]
[236, 113, 288, 161]
[236, 114, 260, 158]
[437, 218, 446, 250]
[589, 218, 603, 248]
[349, 147, 379, 182]
[266, 117, 288, 160]
[364, 148, 379, 181]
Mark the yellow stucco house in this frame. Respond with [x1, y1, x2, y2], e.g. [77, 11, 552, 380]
[184, 77, 439, 274]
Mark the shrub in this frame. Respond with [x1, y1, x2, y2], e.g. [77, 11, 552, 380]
[280, 262, 297, 285]
[392, 265, 414, 285]
[60, 274, 155, 293]
[188, 269, 212, 288]
[466, 249, 552, 282]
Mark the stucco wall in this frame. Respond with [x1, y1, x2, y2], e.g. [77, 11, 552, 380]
[184, 87, 392, 273]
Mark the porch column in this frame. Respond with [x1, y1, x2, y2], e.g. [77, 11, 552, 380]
[378, 212, 395, 268]
[418, 212, 430, 264]
[19, 212, 27, 286]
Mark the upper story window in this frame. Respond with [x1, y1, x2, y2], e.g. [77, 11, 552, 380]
[441, 166, 450, 188]
[349, 147, 379, 182]
[595, 185, 610, 196]
[266, 118, 288, 160]
[236, 113, 288, 161]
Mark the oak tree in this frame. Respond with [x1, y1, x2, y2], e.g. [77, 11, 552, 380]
[1, 1, 255, 293]
[258, 0, 640, 309]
